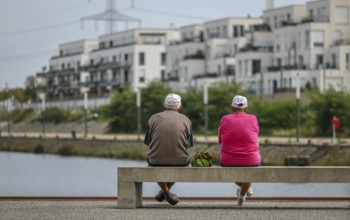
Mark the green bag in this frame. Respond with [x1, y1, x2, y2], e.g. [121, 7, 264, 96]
[191, 152, 213, 167]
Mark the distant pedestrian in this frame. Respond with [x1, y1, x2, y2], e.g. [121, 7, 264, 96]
[144, 93, 194, 205]
[218, 95, 261, 206]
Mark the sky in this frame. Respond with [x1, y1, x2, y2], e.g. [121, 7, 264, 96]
[0, 0, 310, 89]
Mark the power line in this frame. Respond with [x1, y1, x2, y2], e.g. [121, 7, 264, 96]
[0, 20, 80, 37]
[132, 6, 212, 20]
[0, 49, 56, 61]
[0, 30, 97, 51]
[0, 2, 89, 26]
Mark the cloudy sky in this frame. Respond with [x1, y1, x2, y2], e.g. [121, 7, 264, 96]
[0, 0, 309, 89]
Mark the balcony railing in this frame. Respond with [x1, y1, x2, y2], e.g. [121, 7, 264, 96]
[183, 50, 205, 60]
[252, 23, 272, 32]
[240, 44, 273, 52]
[280, 20, 297, 27]
[333, 39, 350, 46]
[267, 65, 307, 72]
[301, 15, 329, 23]
[193, 72, 218, 79]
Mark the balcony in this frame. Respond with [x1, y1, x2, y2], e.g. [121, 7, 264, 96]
[181, 36, 204, 43]
[251, 23, 271, 32]
[80, 61, 127, 72]
[301, 15, 329, 23]
[193, 72, 218, 79]
[333, 39, 350, 46]
[240, 44, 273, 53]
[183, 50, 205, 60]
[166, 71, 179, 81]
[267, 65, 307, 72]
[51, 52, 82, 60]
[93, 41, 137, 52]
[280, 20, 297, 27]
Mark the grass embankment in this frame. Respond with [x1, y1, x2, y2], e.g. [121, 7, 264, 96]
[0, 137, 349, 166]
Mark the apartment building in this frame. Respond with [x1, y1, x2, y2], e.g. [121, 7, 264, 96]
[166, 17, 263, 91]
[251, 0, 350, 95]
[35, 0, 350, 109]
[167, 0, 350, 95]
[36, 39, 98, 99]
[35, 28, 179, 109]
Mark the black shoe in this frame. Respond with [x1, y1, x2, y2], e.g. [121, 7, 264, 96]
[154, 190, 165, 202]
[164, 191, 179, 205]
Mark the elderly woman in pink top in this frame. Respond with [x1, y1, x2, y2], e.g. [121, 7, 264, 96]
[218, 95, 261, 206]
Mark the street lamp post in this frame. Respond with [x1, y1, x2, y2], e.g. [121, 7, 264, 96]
[203, 83, 208, 142]
[136, 88, 141, 141]
[4, 82, 10, 135]
[81, 87, 89, 138]
[39, 93, 46, 136]
[6, 98, 10, 135]
[296, 73, 300, 143]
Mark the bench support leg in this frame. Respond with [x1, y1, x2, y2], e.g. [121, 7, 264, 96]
[118, 181, 143, 209]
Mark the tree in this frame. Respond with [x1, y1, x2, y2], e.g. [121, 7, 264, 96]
[309, 88, 350, 136]
[24, 75, 37, 101]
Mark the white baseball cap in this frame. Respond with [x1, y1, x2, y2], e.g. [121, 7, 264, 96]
[164, 93, 182, 109]
[232, 95, 248, 108]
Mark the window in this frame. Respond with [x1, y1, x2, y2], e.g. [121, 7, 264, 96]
[113, 55, 116, 62]
[77, 61, 80, 68]
[252, 60, 261, 75]
[161, 70, 165, 82]
[346, 53, 350, 70]
[100, 42, 105, 49]
[223, 25, 227, 37]
[90, 59, 94, 65]
[161, 53, 166, 65]
[316, 54, 324, 68]
[332, 54, 336, 68]
[309, 9, 314, 19]
[312, 31, 324, 48]
[139, 70, 145, 83]
[61, 63, 65, 70]
[240, 25, 244, 36]
[233, 26, 238, 37]
[124, 54, 128, 62]
[276, 58, 282, 67]
[335, 6, 349, 24]
[299, 55, 304, 68]
[124, 70, 129, 83]
[109, 40, 113, 47]
[238, 60, 242, 76]
[244, 60, 248, 75]
[305, 31, 310, 49]
[139, 52, 145, 65]
[274, 16, 278, 28]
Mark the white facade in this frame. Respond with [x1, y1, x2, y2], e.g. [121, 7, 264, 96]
[36, 28, 180, 108]
[166, 0, 350, 95]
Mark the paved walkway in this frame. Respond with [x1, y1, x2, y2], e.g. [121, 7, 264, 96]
[0, 200, 349, 220]
[2, 132, 350, 145]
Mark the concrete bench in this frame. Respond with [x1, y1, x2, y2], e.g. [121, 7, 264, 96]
[117, 166, 350, 208]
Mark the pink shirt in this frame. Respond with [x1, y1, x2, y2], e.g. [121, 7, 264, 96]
[218, 112, 261, 165]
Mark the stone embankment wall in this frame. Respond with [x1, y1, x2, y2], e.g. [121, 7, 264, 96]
[0, 136, 349, 166]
